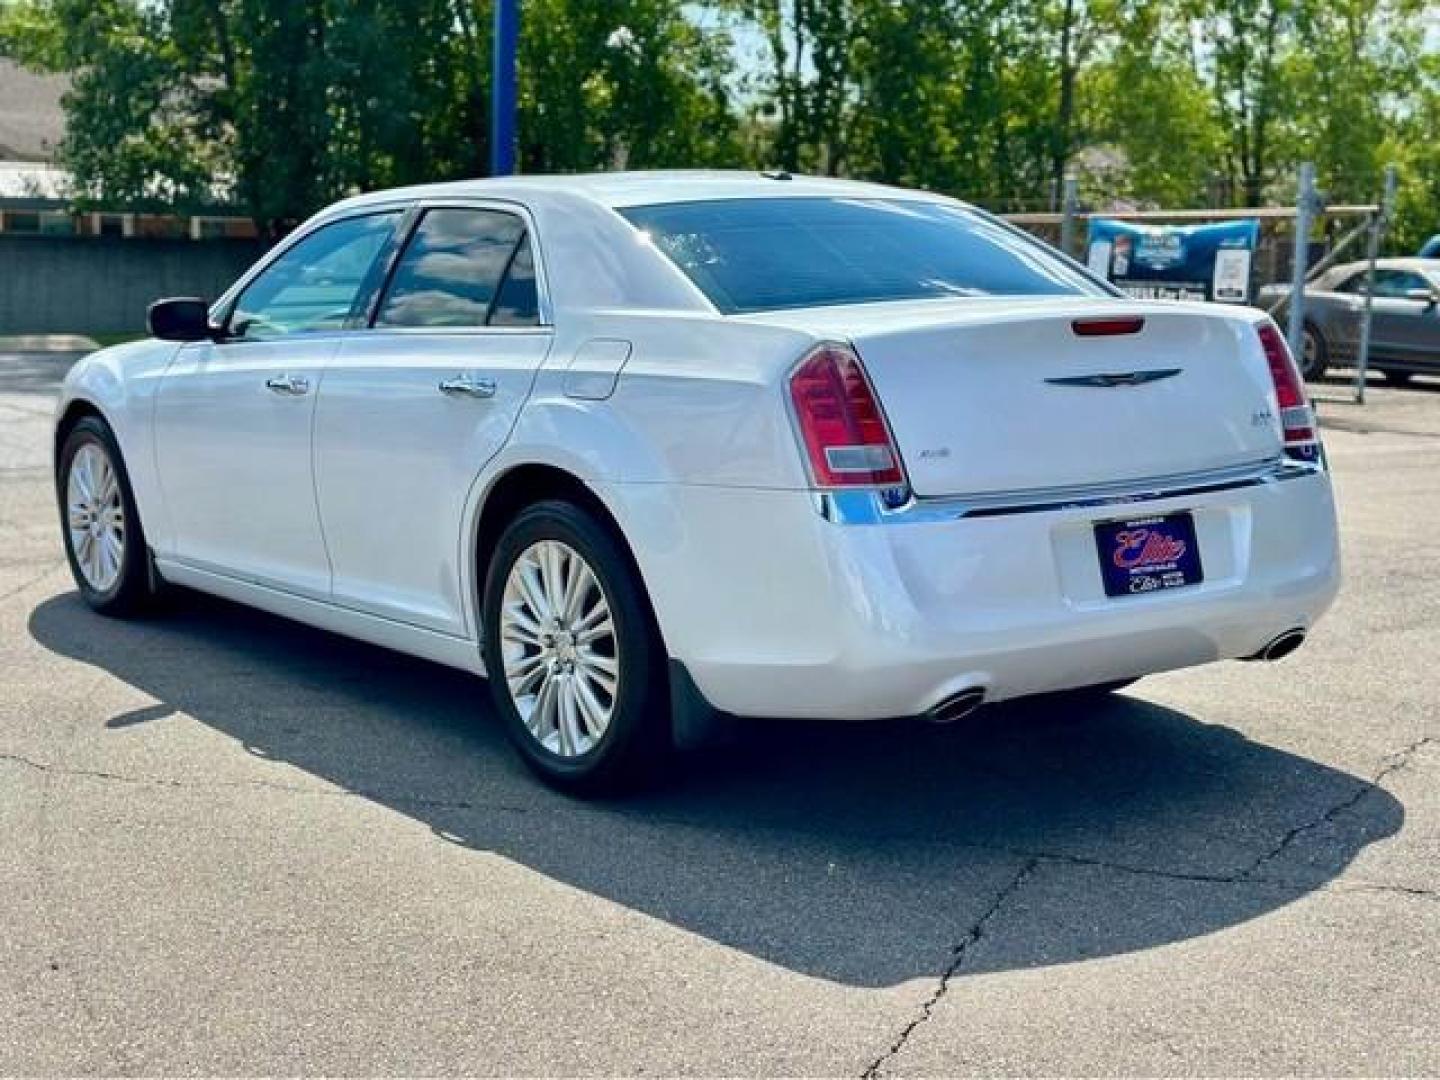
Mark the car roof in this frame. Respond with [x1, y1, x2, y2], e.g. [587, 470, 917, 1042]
[328, 169, 952, 214]
[1328, 256, 1440, 280]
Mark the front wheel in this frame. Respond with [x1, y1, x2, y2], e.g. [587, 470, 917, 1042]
[481, 500, 669, 794]
[57, 416, 159, 616]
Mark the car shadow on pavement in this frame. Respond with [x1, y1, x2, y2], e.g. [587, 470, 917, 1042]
[29, 589, 1401, 988]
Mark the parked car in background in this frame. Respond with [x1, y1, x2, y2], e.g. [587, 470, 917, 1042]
[53, 172, 1340, 793]
[1259, 258, 1440, 382]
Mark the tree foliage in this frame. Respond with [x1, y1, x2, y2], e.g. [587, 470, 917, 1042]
[1, 0, 1436, 247]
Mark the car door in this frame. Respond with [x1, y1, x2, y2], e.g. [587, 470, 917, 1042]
[1419, 270, 1440, 365]
[153, 210, 402, 598]
[312, 203, 552, 635]
[1368, 268, 1439, 364]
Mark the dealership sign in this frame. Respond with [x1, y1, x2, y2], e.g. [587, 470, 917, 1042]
[1086, 218, 1260, 304]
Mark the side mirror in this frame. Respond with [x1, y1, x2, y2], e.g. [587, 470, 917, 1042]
[147, 297, 215, 341]
[1403, 287, 1439, 308]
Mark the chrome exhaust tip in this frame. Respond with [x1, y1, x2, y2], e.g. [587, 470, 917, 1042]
[926, 687, 986, 724]
[1247, 628, 1307, 662]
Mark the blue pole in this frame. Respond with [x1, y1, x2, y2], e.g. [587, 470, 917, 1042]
[491, 0, 518, 176]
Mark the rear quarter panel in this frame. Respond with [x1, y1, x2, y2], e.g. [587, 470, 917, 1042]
[502, 311, 818, 488]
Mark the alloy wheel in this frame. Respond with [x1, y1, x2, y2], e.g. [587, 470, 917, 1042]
[66, 442, 125, 593]
[499, 540, 619, 757]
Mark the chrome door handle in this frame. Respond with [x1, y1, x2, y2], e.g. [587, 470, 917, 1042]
[438, 374, 497, 399]
[265, 374, 309, 395]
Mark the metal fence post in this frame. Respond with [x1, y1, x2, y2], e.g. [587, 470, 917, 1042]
[1354, 164, 1398, 405]
[1286, 162, 1315, 361]
[1059, 174, 1078, 258]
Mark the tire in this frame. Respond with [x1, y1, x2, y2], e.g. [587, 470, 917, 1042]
[1041, 678, 1137, 702]
[56, 415, 159, 617]
[1075, 677, 1139, 696]
[1298, 322, 1329, 381]
[480, 499, 669, 795]
[1381, 369, 1413, 386]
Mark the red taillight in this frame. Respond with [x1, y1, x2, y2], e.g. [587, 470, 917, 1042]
[1072, 316, 1145, 337]
[1256, 321, 1318, 456]
[788, 343, 905, 488]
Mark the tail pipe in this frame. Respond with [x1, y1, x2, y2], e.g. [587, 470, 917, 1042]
[926, 687, 987, 724]
[1246, 628, 1307, 662]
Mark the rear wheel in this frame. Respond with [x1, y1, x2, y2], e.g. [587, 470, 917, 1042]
[1077, 677, 1138, 696]
[481, 500, 669, 794]
[57, 416, 158, 616]
[1049, 677, 1138, 702]
[1298, 322, 1329, 381]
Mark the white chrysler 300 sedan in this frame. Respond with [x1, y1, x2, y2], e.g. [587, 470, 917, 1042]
[54, 171, 1340, 791]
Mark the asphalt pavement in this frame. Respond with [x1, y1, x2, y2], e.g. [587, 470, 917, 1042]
[1, 350, 1436, 1075]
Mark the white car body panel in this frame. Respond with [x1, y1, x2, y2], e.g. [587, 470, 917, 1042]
[54, 171, 1341, 725]
[315, 328, 553, 636]
[596, 468, 1337, 719]
[750, 297, 1282, 497]
[153, 335, 336, 598]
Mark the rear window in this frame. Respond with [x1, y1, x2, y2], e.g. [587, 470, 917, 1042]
[620, 197, 1105, 314]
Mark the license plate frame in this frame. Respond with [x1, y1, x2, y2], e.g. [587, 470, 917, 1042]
[1094, 512, 1204, 598]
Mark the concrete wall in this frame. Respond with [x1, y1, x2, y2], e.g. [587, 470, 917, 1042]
[0, 235, 265, 335]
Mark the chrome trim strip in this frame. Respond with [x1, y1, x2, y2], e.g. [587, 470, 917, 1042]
[815, 457, 1322, 525]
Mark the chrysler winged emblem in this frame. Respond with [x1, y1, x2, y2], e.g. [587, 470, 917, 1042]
[1045, 368, 1183, 388]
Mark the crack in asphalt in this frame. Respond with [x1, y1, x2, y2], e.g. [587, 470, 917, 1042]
[857, 734, 1437, 1077]
[0, 752, 530, 816]
[6, 735, 1435, 895]
[1326, 880, 1438, 902]
[4, 728, 1437, 1074]
[0, 560, 66, 603]
[1241, 735, 1434, 882]
[861, 859, 1040, 1080]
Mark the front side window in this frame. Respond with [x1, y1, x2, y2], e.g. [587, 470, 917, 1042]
[228, 212, 399, 340]
[1341, 268, 1436, 298]
[375, 208, 539, 328]
[1371, 269, 1431, 299]
[620, 197, 1106, 314]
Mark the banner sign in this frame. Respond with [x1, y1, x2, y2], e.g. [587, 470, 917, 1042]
[1085, 218, 1260, 304]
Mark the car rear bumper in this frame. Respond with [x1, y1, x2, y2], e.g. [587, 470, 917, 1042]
[598, 462, 1340, 720]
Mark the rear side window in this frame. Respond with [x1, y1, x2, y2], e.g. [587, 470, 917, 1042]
[488, 234, 540, 326]
[375, 208, 539, 327]
[620, 197, 1105, 313]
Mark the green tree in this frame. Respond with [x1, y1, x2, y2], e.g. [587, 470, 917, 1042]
[1080, 0, 1225, 207]
[3, 0, 1439, 248]
[0, 0, 492, 231]
[517, 0, 738, 172]
[1184, 0, 1296, 207]
[739, 0, 856, 174]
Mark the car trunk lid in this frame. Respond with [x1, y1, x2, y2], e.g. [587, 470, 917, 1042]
[759, 299, 1282, 498]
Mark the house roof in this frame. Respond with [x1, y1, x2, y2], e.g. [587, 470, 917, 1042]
[0, 160, 68, 203]
[0, 58, 68, 162]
